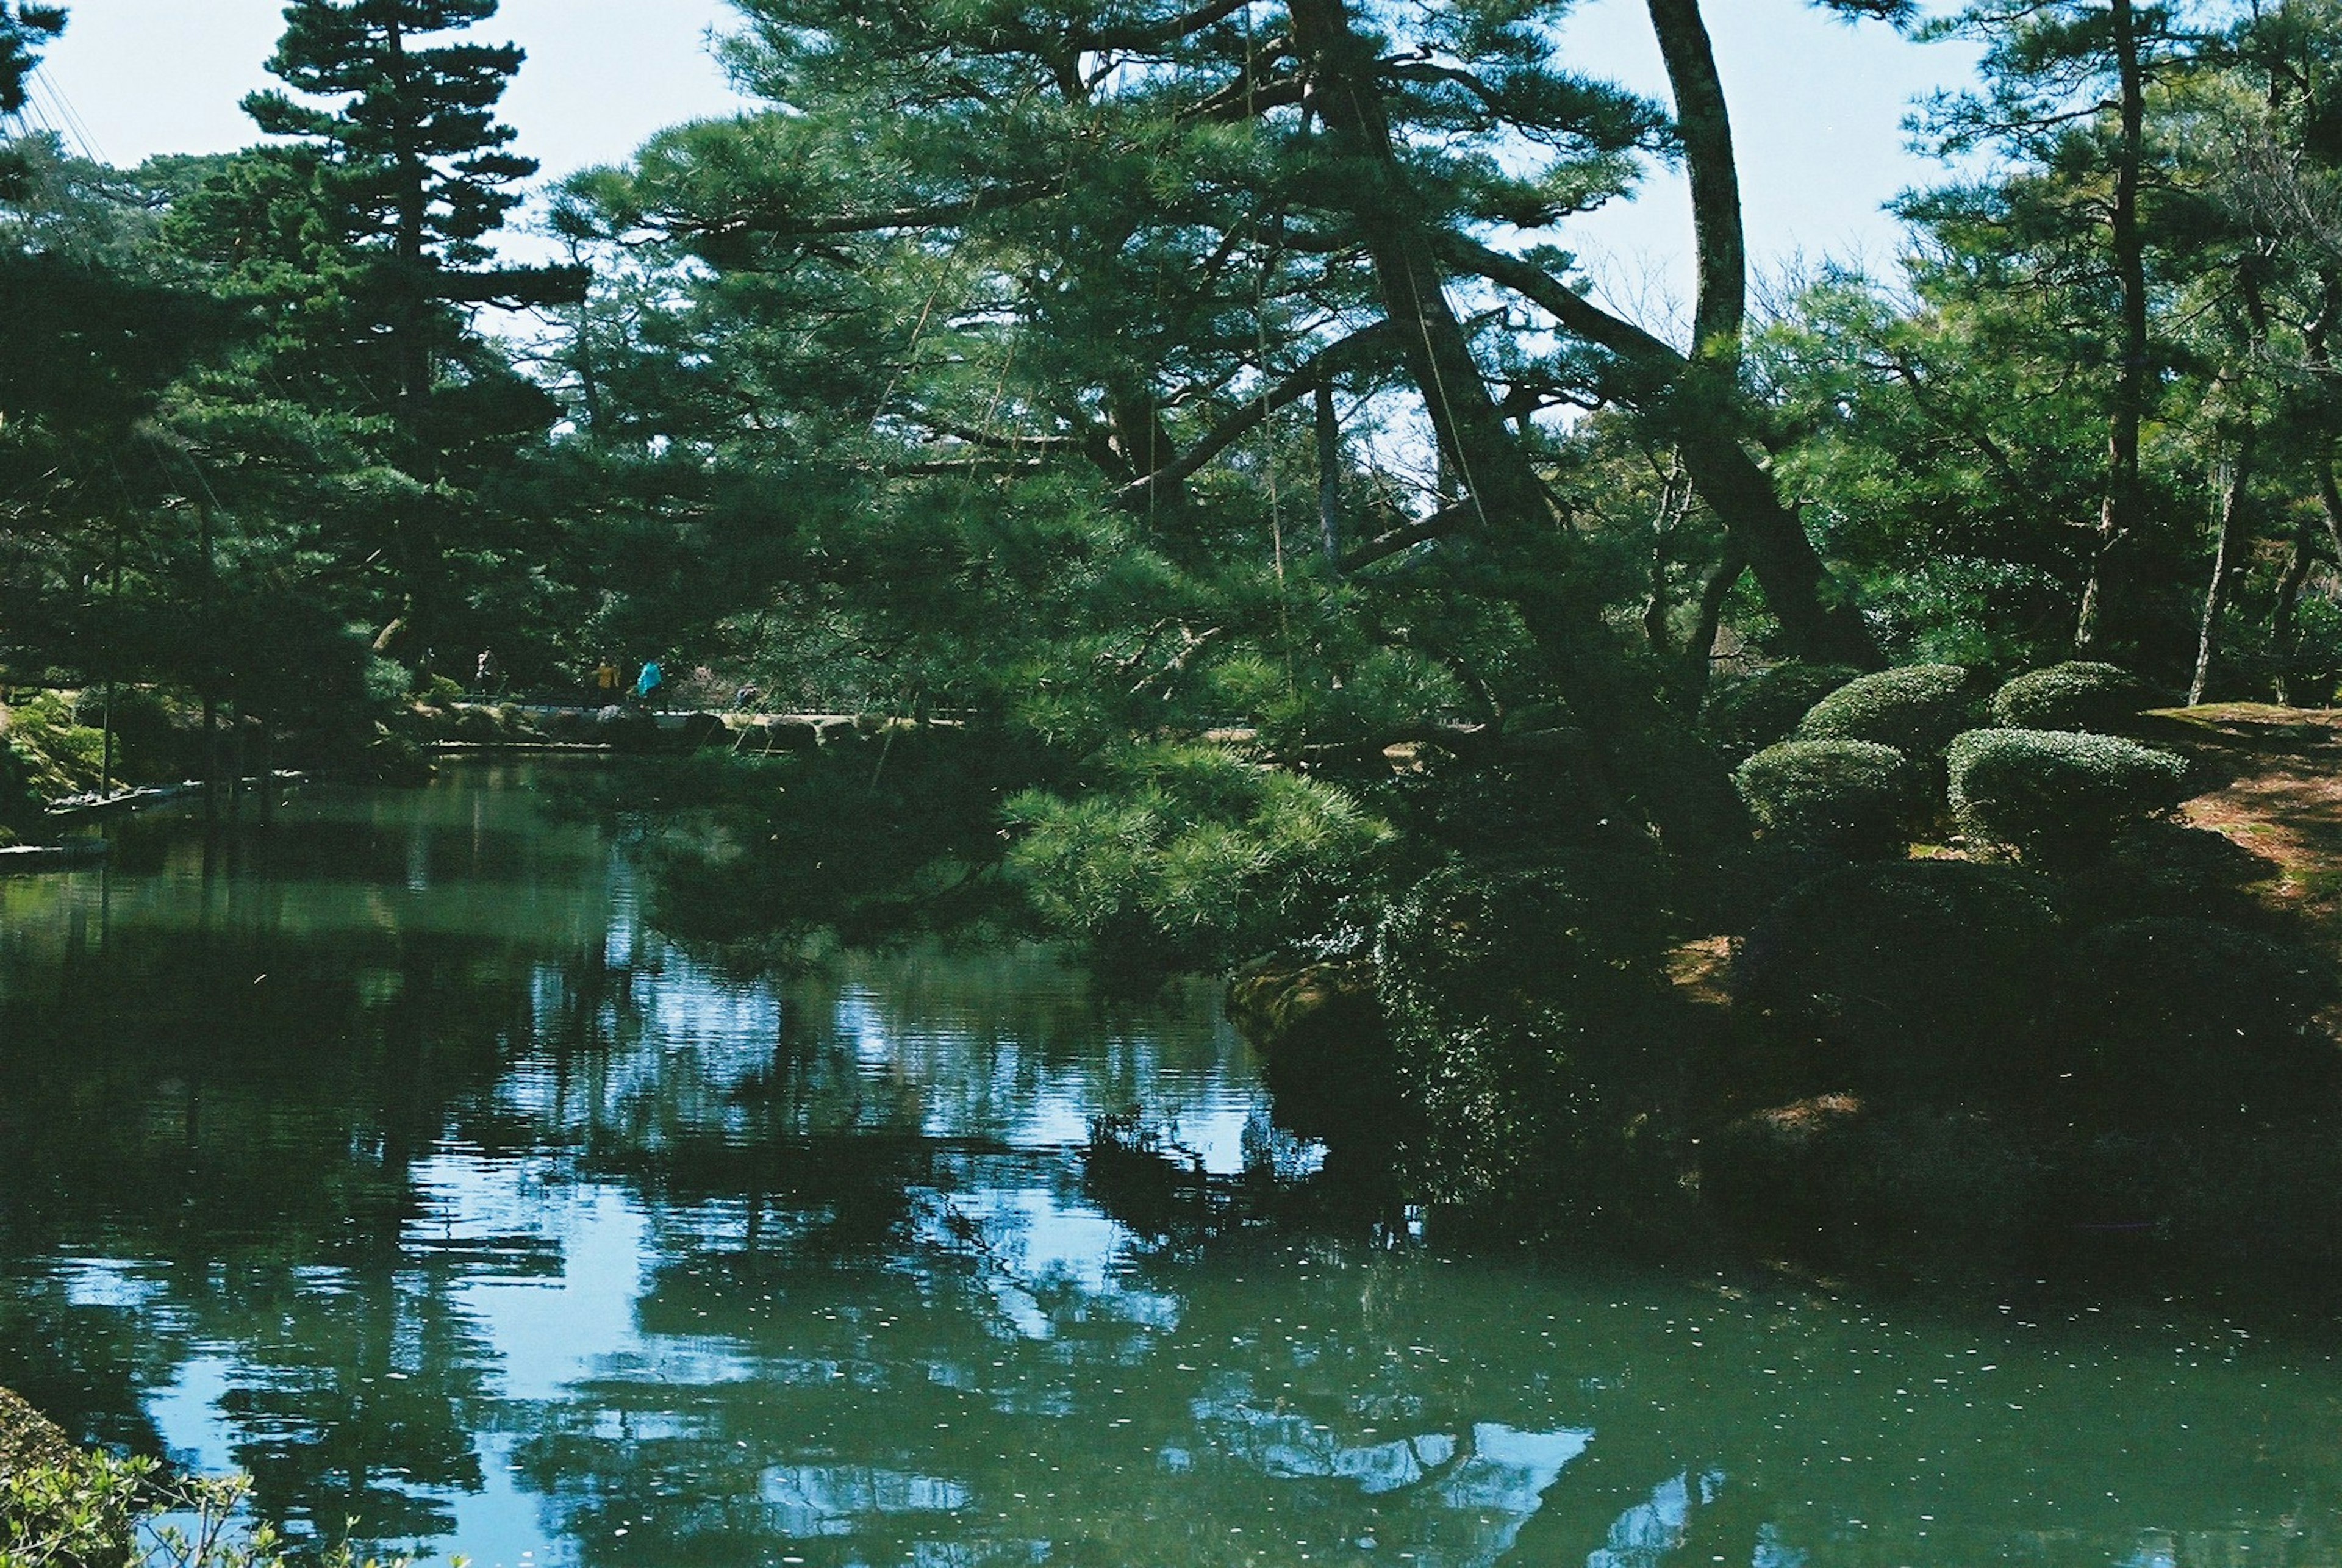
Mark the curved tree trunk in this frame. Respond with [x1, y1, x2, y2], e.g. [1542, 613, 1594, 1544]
[1639, 0, 1880, 668]
[1290, 0, 1738, 850]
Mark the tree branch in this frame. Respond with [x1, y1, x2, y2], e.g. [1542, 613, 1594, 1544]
[1110, 323, 1397, 510]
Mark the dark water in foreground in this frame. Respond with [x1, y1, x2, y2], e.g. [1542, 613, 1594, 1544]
[1, 764, 2339, 1568]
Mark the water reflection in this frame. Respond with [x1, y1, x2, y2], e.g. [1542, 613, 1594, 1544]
[1, 764, 2340, 1567]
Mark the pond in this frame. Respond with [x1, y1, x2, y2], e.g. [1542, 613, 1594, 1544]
[1, 763, 2338, 1568]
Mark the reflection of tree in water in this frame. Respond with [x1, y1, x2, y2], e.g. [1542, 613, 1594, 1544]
[9, 782, 2342, 1566]
[0, 795, 596, 1543]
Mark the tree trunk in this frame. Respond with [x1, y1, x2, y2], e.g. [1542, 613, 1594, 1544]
[2189, 441, 2252, 706]
[257, 715, 276, 828]
[2075, 0, 2149, 654]
[1681, 546, 1748, 704]
[201, 693, 220, 825]
[1646, 0, 1744, 369]
[1638, 0, 1878, 667]
[1289, 0, 1738, 849]
[1315, 378, 1343, 573]
[2272, 512, 2315, 707]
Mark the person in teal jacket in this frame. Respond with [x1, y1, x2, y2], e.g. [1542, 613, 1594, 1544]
[634, 659, 664, 707]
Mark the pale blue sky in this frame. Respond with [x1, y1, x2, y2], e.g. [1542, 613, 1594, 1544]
[21, 0, 1978, 321]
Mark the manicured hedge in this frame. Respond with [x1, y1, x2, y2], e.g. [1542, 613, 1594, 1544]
[1699, 661, 1865, 762]
[1794, 664, 1974, 759]
[1989, 661, 2154, 732]
[1946, 728, 2189, 857]
[1733, 739, 1918, 857]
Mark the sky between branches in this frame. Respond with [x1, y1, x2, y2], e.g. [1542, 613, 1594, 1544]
[23, 0, 1980, 329]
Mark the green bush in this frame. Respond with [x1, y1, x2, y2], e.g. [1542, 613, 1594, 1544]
[0, 742, 40, 845]
[1794, 664, 1975, 759]
[1, 1452, 411, 1568]
[1732, 740, 1919, 857]
[1989, 661, 2155, 732]
[1375, 857, 1680, 1209]
[1946, 728, 2190, 858]
[1735, 859, 2064, 1098]
[67, 686, 197, 784]
[2059, 918, 2335, 1118]
[1697, 660, 1864, 763]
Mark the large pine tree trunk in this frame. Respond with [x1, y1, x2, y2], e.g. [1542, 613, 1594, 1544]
[1644, 0, 1878, 668]
[1289, 0, 1737, 849]
[2189, 440, 2252, 706]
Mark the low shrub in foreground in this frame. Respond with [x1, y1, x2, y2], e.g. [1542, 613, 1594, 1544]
[1735, 859, 2064, 1097]
[1794, 664, 1974, 759]
[1, 1452, 412, 1568]
[1947, 728, 2190, 859]
[1989, 660, 2155, 732]
[2060, 918, 2336, 1120]
[1732, 739, 1919, 857]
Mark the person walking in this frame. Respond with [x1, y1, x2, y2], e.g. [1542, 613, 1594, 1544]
[634, 658, 664, 710]
[593, 658, 620, 706]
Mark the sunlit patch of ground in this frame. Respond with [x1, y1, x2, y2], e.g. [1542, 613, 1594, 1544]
[2153, 706, 2342, 947]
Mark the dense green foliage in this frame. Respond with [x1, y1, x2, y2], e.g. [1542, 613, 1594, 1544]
[1946, 727, 2191, 857]
[2062, 917, 2335, 1117]
[1989, 661, 2157, 731]
[1697, 661, 1866, 764]
[1793, 664, 1975, 757]
[7, 0, 2342, 1248]
[1732, 739, 1919, 856]
[1004, 745, 1392, 971]
[1736, 860, 2066, 1095]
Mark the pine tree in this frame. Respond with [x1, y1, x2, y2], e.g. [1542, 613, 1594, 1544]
[0, 1, 63, 117]
[230, 0, 584, 661]
[243, 0, 581, 405]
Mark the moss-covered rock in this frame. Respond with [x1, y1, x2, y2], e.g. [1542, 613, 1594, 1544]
[1794, 664, 1975, 759]
[1989, 660, 2155, 733]
[1225, 959, 1399, 1146]
[1947, 728, 2190, 861]
[1732, 739, 1919, 857]
[0, 1388, 72, 1481]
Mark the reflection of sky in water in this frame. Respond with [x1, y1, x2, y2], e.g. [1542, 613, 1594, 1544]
[9, 771, 2342, 1568]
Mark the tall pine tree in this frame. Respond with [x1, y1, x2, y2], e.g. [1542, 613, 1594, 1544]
[236, 0, 584, 660]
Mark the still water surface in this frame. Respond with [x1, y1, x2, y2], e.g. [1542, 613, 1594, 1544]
[1, 765, 2338, 1567]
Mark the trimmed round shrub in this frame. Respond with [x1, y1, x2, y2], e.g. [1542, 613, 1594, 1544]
[1732, 740, 1918, 857]
[2060, 918, 2335, 1118]
[1947, 728, 2188, 859]
[1989, 661, 2155, 732]
[1699, 661, 1865, 763]
[66, 686, 195, 784]
[1794, 664, 1974, 759]
[1735, 859, 2064, 1098]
